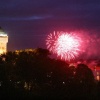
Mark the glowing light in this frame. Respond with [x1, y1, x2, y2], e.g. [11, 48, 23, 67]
[0, 32, 7, 36]
[46, 31, 82, 61]
[0, 32, 8, 54]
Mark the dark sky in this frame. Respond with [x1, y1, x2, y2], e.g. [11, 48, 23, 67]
[0, 0, 100, 55]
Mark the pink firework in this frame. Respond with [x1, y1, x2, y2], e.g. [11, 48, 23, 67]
[46, 31, 60, 53]
[46, 31, 82, 61]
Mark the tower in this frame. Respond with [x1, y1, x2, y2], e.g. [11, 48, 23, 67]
[0, 27, 8, 54]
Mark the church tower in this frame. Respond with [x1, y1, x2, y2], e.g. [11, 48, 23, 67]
[0, 27, 8, 54]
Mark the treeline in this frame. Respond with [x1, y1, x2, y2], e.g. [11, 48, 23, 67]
[0, 48, 100, 100]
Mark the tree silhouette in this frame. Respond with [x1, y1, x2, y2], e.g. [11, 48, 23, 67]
[75, 64, 94, 84]
[74, 64, 96, 99]
[0, 48, 98, 99]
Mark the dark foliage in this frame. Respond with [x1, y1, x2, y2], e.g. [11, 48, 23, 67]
[0, 48, 99, 100]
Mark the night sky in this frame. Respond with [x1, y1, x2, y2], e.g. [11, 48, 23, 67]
[0, 0, 100, 58]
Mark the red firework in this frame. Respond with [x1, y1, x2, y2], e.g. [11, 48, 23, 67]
[46, 31, 82, 61]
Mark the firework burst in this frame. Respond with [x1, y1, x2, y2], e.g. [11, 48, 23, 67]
[46, 31, 82, 61]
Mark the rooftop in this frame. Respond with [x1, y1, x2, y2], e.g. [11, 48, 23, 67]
[0, 27, 7, 36]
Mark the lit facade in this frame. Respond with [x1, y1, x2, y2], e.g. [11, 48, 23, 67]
[91, 66, 100, 81]
[0, 27, 8, 54]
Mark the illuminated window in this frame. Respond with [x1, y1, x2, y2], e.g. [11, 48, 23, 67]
[97, 76, 100, 81]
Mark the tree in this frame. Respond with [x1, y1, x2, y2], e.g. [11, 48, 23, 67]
[75, 64, 94, 84]
[74, 64, 96, 99]
[14, 48, 51, 90]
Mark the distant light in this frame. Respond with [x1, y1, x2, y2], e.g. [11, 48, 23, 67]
[63, 82, 65, 84]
